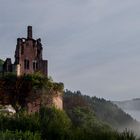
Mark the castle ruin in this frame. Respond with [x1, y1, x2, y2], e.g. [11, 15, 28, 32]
[0, 26, 63, 113]
[2, 26, 48, 76]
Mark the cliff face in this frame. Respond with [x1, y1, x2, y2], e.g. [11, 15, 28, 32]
[26, 90, 63, 114]
[0, 74, 63, 113]
[53, 93, 63, 110]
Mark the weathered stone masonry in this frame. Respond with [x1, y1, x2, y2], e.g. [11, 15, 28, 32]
[3, 26, 48, 76]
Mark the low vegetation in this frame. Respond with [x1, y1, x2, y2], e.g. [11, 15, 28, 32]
[0, 107, 138, 140]
[0, 73, 64, 92]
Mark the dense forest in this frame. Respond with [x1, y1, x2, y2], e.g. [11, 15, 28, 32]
[0, 94, 139, 139]
[64, 90, 139, 130]
[0, 106, 138, 140]
[0, 74, 139, 139]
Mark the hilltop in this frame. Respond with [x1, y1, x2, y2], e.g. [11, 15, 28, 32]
[64, 90, 140, 132]
[0, 73, 63, 113]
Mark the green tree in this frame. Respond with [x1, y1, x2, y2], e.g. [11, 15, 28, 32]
[39, 107, 71, 140]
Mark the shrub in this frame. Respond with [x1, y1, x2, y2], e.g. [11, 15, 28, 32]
[39, 107, 71, 140]
[0, 130, 41, 140]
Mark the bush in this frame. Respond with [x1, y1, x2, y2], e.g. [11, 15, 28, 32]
[40, 107, 71, 140]
[0, 107, 138, 140]
[118, 129, 136, 140]
[0, 130, 41, 140]
[0, 113, 40, 132]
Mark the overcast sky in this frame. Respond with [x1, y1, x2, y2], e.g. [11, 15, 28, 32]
[1, 0, 140, 100]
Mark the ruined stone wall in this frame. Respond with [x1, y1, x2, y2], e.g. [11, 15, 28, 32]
[14, 26, 47, 76]
[15, 39, 38, 75]
[26, 96, 41, 114]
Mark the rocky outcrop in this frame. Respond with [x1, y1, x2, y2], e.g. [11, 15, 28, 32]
[0, 76, 63, 114]
[53, 93, 63, 110]
[26, 90, 63, 114]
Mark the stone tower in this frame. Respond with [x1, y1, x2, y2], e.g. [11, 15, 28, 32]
[14, 26, 48, 76]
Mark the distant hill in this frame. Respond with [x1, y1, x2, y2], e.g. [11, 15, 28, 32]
[64, 90, 139, 131]
[114, 99, 140, 111]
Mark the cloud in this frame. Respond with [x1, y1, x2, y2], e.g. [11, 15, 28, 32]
[0, 0, 140, 100]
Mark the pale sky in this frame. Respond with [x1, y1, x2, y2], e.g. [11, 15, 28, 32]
[0, 0, 140, 100]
